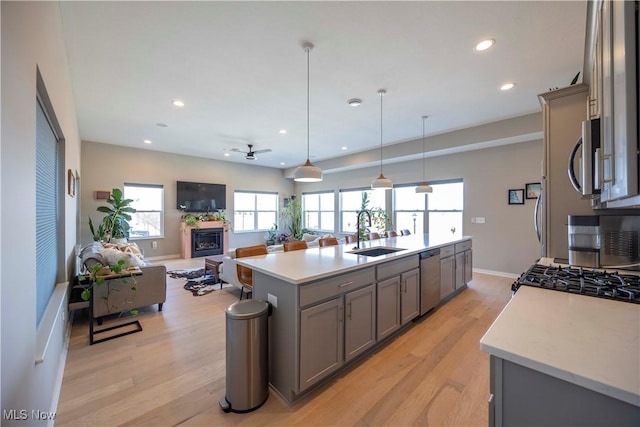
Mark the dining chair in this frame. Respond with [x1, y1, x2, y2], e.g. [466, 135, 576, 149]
[401, 229, 411, 236]
[283, 240, 308, 252]
[386, 230, 399, 238]
[344, 234, 358, 244]
[318, 237, 339, 247]
[368, 232, 381, 240]
[235, 244, 268, 300]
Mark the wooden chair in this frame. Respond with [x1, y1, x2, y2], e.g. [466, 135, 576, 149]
[368, 232, 381, 240]
[386, 230, 399, 238]
[318, 237, 339, 247]
[401, 229, 411, 236]
[283, 240, 308, 252]
[344, 234, 357, 244]
[235, 244, 268, 300]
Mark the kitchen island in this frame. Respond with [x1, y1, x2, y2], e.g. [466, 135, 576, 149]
[480, 285, 640, 426]
[236, 234, 471, 404]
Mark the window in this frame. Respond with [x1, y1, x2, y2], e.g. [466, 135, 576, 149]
[233, 191, 278, 231]
[393, 180, 463, 239]
[394, 186, 426, 235]
[124, 183, 164, 239]
[35, 98, 61, 326]
[339, 188, 385, 232]
[302, 191, 335, 232]
[428, 181, 463, 240]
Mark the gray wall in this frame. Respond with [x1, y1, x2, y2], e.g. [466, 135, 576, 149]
[1, 2, 81, 424]
[295, 139, 543, 275]
[80, 141, 295, 257]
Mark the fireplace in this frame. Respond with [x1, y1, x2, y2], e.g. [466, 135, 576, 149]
[191, 228, 223, 258]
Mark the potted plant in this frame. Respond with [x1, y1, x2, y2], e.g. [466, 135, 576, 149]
[280, 197, 303, 240]
[89, 188, 136, 243]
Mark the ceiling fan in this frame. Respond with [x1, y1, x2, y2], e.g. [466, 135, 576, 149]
[230, 144, 272, 160]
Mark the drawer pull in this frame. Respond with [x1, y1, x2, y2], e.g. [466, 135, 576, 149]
[338, 281, 354, 288]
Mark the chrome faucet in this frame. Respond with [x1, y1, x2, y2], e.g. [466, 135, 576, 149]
[355, 209, 372, 249]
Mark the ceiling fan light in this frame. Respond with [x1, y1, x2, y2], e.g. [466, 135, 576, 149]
[415, 183, 433, 193]
[371, 173, 393, 190]
[293, 159, 323, 182]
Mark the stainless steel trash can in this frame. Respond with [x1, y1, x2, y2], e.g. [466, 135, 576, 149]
[219, 299, 269, 413]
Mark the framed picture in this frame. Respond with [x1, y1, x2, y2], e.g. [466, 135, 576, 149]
[525, 182, 541, 199]
[67, 169, 76, 197]
[96, 190, 111, 200]
[508, 189, 524, 205]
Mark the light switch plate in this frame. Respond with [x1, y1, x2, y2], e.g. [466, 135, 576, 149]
[476, 217, 486, 224]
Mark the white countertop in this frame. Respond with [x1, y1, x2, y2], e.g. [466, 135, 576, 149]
[236, 234, 470, 285]
[480, 286, 640, 407]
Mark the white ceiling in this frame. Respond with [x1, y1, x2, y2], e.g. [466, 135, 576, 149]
[59, 1, 587, 170]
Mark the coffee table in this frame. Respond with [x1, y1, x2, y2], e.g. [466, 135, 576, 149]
[204, 255, 224, 289]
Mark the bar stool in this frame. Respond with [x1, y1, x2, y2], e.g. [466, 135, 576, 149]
[369, 232, 381, 240]
[318, 237, 339, 247]
[386, 231, 399, 237]
[235, 244, 268, 300]
[401, 229, 411, 236]
[283, 240, 308, 252]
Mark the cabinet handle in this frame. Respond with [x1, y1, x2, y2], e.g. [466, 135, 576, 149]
[347, 301, 352, 320]
[338, 281, 354, 288]
[339, 305, 344, 323]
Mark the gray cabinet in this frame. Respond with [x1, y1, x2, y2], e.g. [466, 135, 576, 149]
[455, 252, 465, 290]
[489, 355, 640, 426]
[377, 276, 400, 340]
[300, 297, 344, 391]
[344, 284, 376, 361]
[400, 268, 419, 325]
[454, 240, 473, 290]
[300, 281, 376, 391]
[440, 245, 456, 299]
[464, 250, 472, 284]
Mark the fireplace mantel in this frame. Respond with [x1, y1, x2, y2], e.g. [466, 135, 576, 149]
[180, 221, 229, 259]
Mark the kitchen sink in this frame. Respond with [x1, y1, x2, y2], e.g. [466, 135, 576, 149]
[348, 247, 406, 257]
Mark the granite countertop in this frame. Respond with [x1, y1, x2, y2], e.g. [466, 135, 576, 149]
[480, 286, 640, 407]
[236, 234, 470, 285]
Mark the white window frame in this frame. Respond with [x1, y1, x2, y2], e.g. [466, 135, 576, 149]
[124, 183, 165, 240]
[302, 190, 335, 232]
[339, 188, 386, 233]
[233, 190, 279, 232]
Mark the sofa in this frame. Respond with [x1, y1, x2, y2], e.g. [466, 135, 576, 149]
[219, 233, 341, 291]
[79, 241, 167, 318]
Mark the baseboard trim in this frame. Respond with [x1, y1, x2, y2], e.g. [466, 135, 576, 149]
[146, 253, 181, 262]
[472, 268, 519, 279]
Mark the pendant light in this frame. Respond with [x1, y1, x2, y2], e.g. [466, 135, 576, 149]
[293, 42, 323, 182]
[371, 89, 393, 190]
[415, 115, 433, 193]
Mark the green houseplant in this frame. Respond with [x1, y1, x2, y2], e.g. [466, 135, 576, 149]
[89, 188, 136, 242]
[280, 198, 303, 240]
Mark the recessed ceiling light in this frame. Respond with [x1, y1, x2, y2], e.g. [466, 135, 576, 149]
[474, 38, 495, 52]
[224, 153, 230, 157]
[280, 162, 286, 166]
[347, 98, 362, 107]
[172, 100, 185, 107]
[279, 129, 287, 134]
[500, 82, 515, 91]
[341, 146, 348, 150]
[143, 139, 152, 144]
[156, 122, 168, 127]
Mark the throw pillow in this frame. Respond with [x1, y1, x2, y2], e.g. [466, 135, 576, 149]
[99, 248, 145, 268]
[302, 233, 317, 243]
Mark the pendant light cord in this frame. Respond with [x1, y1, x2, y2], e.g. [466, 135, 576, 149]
[422, 116, 427, 182]
[379, 90, 384, 174]
[306, 45, 310, 160]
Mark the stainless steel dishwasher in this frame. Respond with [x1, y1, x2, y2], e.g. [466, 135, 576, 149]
[420, 249, 441, 315]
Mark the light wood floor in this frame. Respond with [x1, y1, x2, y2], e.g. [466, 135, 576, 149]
[56, 258, 514, 426]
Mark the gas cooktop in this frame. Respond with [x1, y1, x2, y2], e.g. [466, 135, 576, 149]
[512, 263, 640, 304]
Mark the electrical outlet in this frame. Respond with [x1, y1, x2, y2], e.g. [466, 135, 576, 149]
[152, 241, 157, 249]
[267, 293, 278, 308]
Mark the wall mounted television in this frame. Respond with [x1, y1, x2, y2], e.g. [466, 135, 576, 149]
[176, 181, 226, 212]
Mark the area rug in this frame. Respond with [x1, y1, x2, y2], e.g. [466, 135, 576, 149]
[167, 267, 220, 297]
